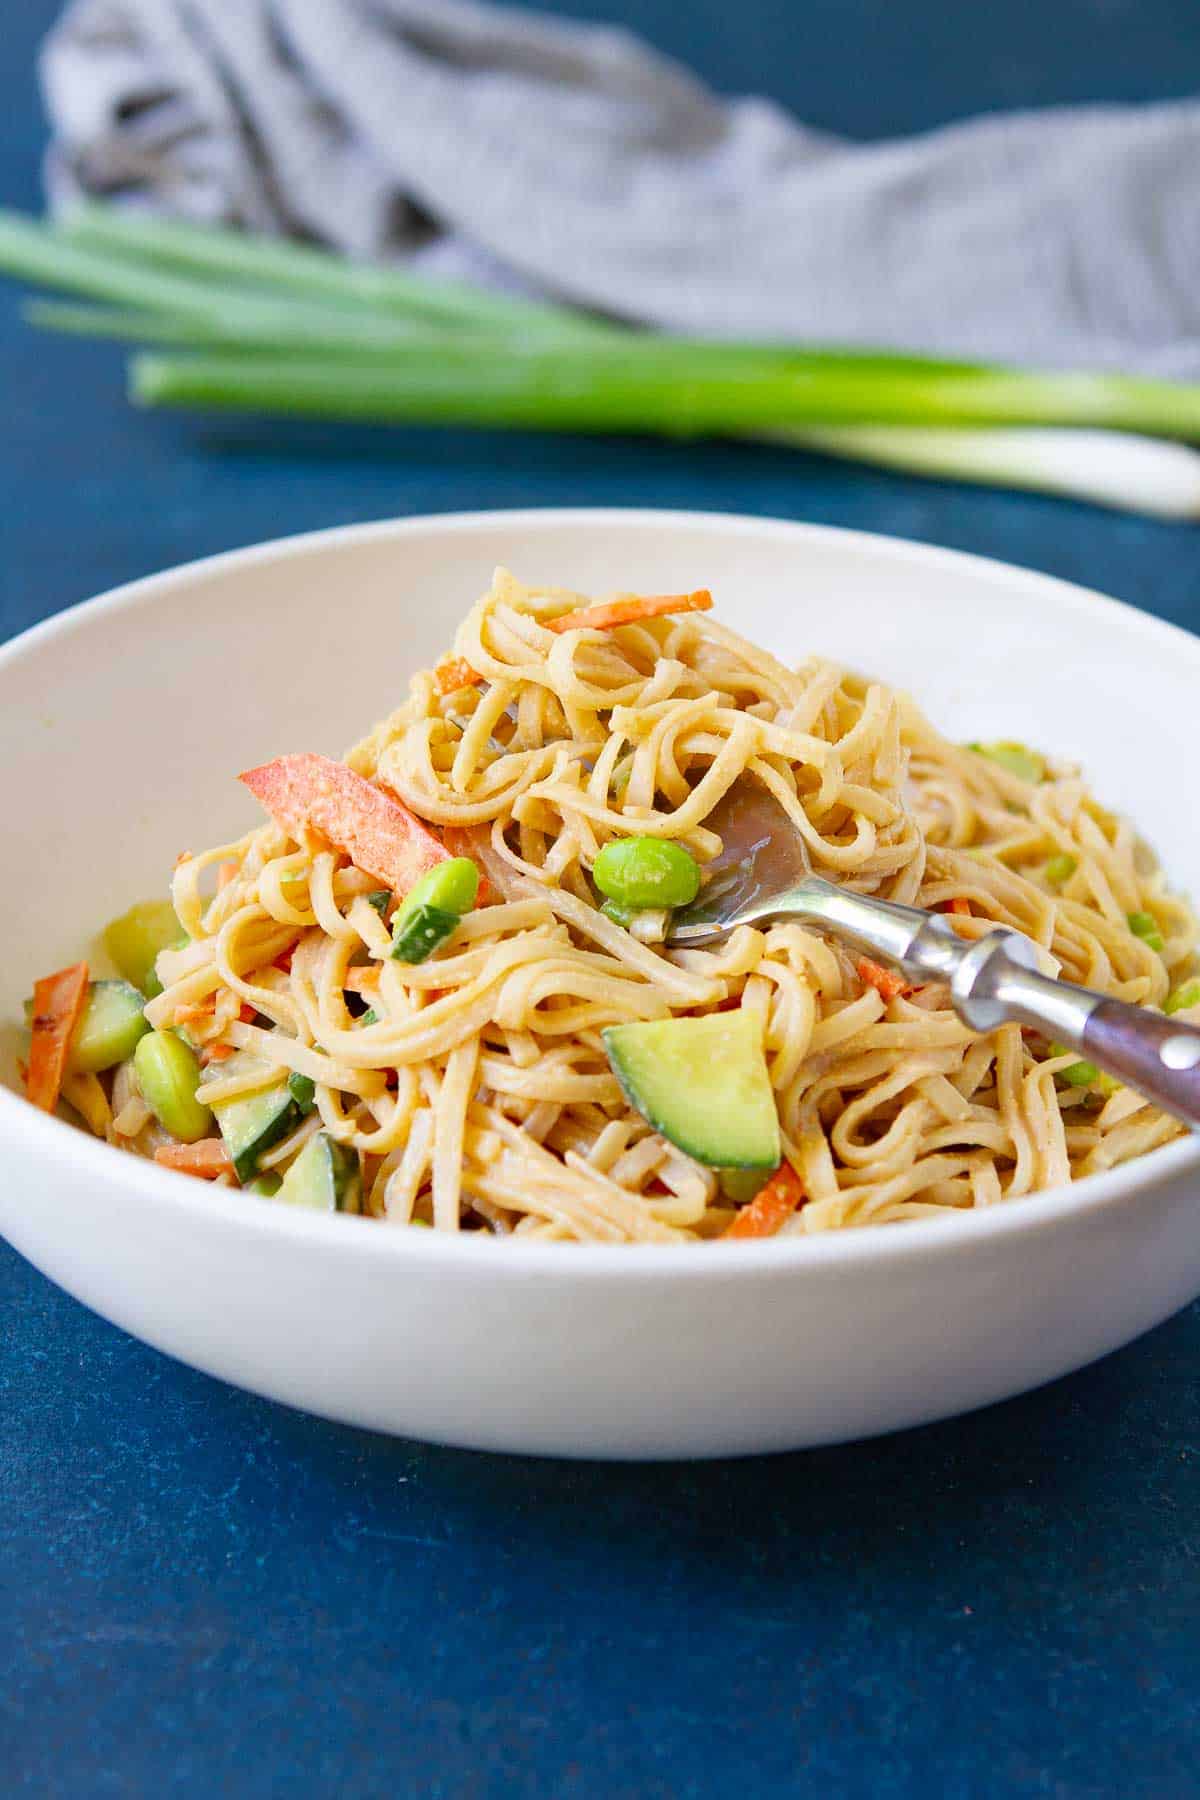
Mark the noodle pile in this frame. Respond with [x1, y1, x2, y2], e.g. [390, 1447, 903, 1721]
[96, 570, 1200, 1240]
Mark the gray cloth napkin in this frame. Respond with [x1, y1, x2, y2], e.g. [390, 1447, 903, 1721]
[40, 0, 1200, 375]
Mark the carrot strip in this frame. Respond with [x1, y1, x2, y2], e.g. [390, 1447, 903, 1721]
[240, 752, 450, 896]
[723, 1163, 806, 1240]
[25, 961, 90, 1113]
[343, 966, 382, 995]
[155, 1139, 236, 1180]
[857, 956, 911, 1002]
[173, 999, 214, 1028]
[435, 657, 478, 695]
[217, 859, 239, 890]
[939, 897, 972, 917]
[200, 1042, 236, 1066]
[431, 592, 713, 698]
[548, 589, 713, 635]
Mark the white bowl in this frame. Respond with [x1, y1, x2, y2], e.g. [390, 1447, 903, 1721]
[3, 509, 1198, 1459]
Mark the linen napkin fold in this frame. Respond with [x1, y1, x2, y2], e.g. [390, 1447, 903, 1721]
[40, 0, 1200, 375]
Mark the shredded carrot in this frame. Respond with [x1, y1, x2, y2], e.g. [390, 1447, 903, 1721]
[430, 593, 712, 700]
[25, 961, 90, 1113]
[238, 1002, 257, 1024]
[435, 657, 478, 695]
[857, 956, 911, 1002]
[273, 947, 295, 973]
[548, 589, 713, 635]
[173, 999, 215, 1028]
[217, 860, 239, 890]
[723, 1163, 806, 1239]
[343, 966, 381, 996]
[940, 897, 972, 917]
[155, 1139, 236, 1180]
[200, 1042, 236, 1066]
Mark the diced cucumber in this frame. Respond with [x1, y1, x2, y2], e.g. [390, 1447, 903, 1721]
[602, 1010, 780, 1169]
[287, 1072, 317, 1114]
[103, 899, 182, 998]
[68, 980, 149, 1074]
[275, 1131, 362, 1214]
[366, 890, 391, 916]
[247, 1171, 282, 1198]
[212, 1053, 304, 1182]
[391, 903, 459, 963]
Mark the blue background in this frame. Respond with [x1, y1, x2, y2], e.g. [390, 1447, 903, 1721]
[3, 3, 1199, 1794]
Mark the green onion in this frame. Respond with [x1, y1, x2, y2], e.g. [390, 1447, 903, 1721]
[62, 201, 615, 341]
[125, 342, 1200, 440]
[1128, 911, 1166, 953]
[7, 205, 1200, 517]
[1165, 980, 1200, 1015]
[1044, 853, 1078, 887]
[969, 742, 1047, 783]
[778, 425, 1200, 519]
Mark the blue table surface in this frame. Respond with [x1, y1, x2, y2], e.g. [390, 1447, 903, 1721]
[4, 3, 1199, 1795]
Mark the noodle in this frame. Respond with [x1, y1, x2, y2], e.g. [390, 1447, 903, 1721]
[42, 568, 1199, 1242]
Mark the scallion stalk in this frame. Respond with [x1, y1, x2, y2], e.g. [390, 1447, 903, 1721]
[62, 201, 614, 341]
[126, 341, 1200, 440]
[776, 425, 1200, 518]
[3, 204, 1200, 516]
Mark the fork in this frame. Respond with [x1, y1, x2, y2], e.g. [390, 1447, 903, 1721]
[666, 777, 1200, 1128]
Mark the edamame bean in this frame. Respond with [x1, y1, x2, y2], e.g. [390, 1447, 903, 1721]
[133, 1029, 213, 1143]
[592, 837, 701, 909]
[1165, 980, 1200, 1016]
[1128, 910, 1165, 953]
[1043, 854, 1077, 888]
[1049, 1043, 1119, 1095]
[395, 857, 479, 926]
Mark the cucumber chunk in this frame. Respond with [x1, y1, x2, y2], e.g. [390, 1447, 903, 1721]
[276, 1131, 362, 1214]
[212, 1053, 303, 1182]
[68, 979, 150, 1074]
[103, 899, 181, 998]
[287, 1072, 317, 1114]
[602, 1010, 781, 1169]
[390, 903, 458, 964]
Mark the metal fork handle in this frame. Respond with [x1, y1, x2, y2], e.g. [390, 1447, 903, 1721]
[703, 876, 1200, 1130]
